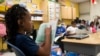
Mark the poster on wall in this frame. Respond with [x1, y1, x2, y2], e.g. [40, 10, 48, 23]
[48, 1, 55, 20]
[55, 3, 60, 19]
[48, 1, 60, 43]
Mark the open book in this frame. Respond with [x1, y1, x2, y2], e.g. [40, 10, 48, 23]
[35, 20, 58, 45]
[54, 32, 65, 42]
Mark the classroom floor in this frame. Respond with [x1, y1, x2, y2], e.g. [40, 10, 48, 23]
[1, 52, 100, 56]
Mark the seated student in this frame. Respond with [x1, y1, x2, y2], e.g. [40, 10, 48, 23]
[55, 20, 66, 56]
[89, 21, 96, 33]
[78, 20, 88, 30]
[56, 21, 66, 37]
[94, 18, 100, 30]
[74, 17, 80, 24]
[4, 4, 51, 56]
[67, 21, 78, 35]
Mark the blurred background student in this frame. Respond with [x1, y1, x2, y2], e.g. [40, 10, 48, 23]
[67, 21, 78, 35]
[89, 21, 97, 33]
[55, 20, 66, 56]
[56, 20, 66, 37]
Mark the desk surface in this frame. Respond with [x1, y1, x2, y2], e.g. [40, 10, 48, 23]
[62, 32, 100, 45]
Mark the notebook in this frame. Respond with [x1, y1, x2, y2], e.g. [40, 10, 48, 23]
[67, 29, 89, 39]
[54, 32, 65, 42]
[67, 34, 89, 39]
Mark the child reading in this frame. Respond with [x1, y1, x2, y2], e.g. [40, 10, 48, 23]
[4, 4, 51, 56]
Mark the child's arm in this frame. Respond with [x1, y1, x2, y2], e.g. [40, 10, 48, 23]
[37, 27, 51, 56]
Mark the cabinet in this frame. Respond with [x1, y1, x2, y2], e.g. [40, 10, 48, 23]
[72, 7, 76, 19]
[67, 7, 72, 19]
[61, 6, 76, 19]
[61, 6, 68, 19]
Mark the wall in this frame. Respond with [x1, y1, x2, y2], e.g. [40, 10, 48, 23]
[80, 15, 90, 20]
[90, 0, 100, 21]
[79, 1, 90, 20]
[0, 0, 6, 12]
[74, 3, 79, 17]
[62, 19, 73, 25]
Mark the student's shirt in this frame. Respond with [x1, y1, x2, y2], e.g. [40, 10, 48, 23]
[90, 27, 96, 33]
[15, 33, 39, 56]
[67, 26, 78, 34]
[56, 26, 66, 37]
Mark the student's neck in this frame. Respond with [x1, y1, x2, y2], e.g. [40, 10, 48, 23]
[18, 30, 25, 35]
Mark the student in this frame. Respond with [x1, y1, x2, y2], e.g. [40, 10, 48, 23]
[4, 4, 51, 56]
[56, 21, 66, 37]
[67, 21, 78, 35]
[78, 20, 88, 30]
[55, 20, 66, 56]
[74, 17, 80, 24]
[89, 21, 96, 33]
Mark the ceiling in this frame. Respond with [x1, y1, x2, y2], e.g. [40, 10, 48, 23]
[70, 0, 90, 3]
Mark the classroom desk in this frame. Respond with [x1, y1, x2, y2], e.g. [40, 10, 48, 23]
[62, 32, 100, 56]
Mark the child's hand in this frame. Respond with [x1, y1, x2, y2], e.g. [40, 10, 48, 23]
[45, 26, 51, 37]
[40, 42, 45, 47]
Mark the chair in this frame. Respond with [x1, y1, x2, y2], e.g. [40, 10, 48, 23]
[6, 41, 25, 56]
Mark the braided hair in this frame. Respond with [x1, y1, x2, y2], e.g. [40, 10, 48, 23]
[4, 4, 28, 43]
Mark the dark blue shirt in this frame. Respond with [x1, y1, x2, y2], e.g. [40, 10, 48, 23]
[56, 26, 66, 37]
[15, 33, 39, 56]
